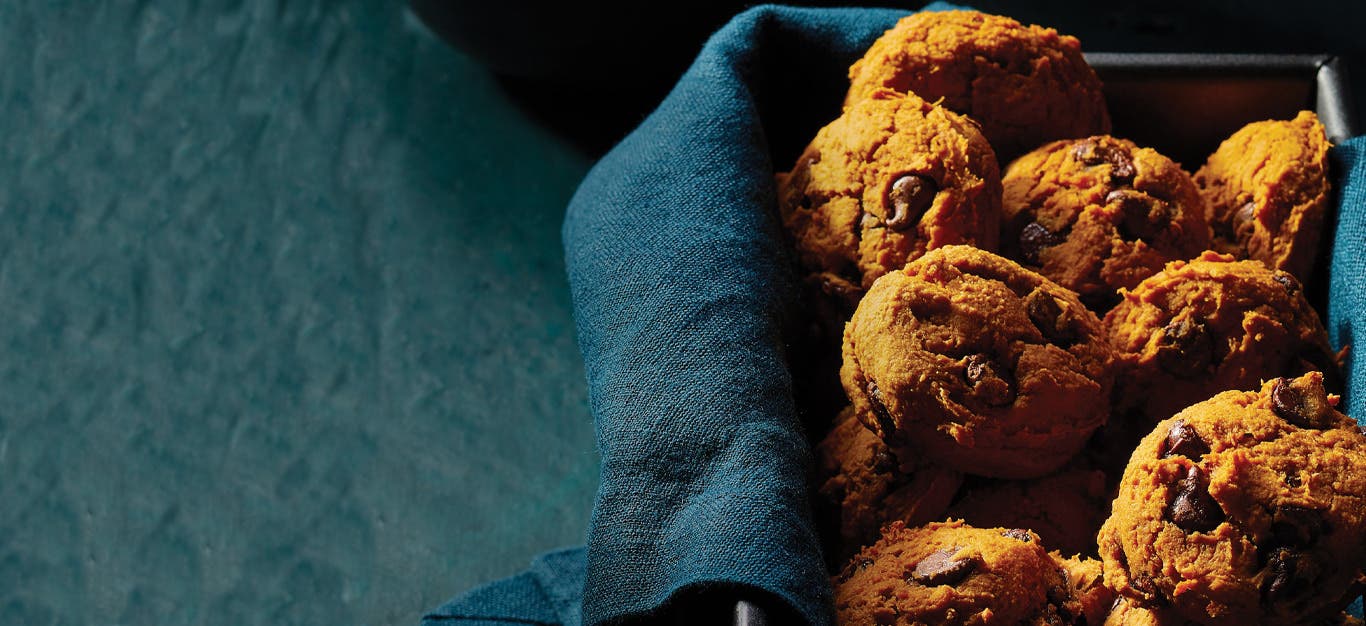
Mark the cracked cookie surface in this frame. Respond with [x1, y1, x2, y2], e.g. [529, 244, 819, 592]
[1194, 111, 1332, 283]
[1001, 135, 1212, 311]
[834, 519, 1086, 625]
[845, 10, 1110, 160]
[841, 245, 1114, 479]
[1097, 373, 1366, 625]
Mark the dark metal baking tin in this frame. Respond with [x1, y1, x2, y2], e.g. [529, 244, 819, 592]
[733, 52, 1357, 626]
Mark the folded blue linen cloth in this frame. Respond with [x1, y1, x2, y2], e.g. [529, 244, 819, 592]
[424, 4, 1366, 625]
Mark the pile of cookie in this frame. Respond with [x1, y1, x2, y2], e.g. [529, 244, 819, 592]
[775, 10, 1366, 626]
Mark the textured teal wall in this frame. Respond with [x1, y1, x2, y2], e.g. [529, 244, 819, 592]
[0, 1, 599, 624]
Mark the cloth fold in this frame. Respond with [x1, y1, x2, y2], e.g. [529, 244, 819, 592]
[426, 5, 1366, 626]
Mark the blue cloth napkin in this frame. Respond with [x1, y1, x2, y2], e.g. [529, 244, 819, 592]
[424, 5, 1366, 625]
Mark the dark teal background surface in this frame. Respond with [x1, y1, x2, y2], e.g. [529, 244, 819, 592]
[0, 1, 599, 624]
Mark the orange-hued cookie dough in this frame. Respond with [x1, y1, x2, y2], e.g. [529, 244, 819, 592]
[833, 520, 1086, 625]
[845, 10, 1110, 160]
[1103, 251, 1338, 429]
[1194, 111, 1332, 282]
[1098, 373, 1366, 626]
[813, 406, 963, 562]
[841, 245, 1114, 479]
[777, 90, 1002, 298]
[1001, 135, 1212, 311]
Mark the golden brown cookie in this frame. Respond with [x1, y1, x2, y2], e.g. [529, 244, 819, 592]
[1194, 111, 1332, 282]
[841, 245, 1115, 479]
[777, 89, 1002, 296]
[813, 406, 963, 563]
[845, 10, 1110, 160]
[1097, 373, 1366, 625]
[1001, 135, 1212, 310]
[947, 464, 1111, 558]
[834, 519, 1087, 625]
[1103, 251, 1338, 430]
[1057, 553, 1116, 626]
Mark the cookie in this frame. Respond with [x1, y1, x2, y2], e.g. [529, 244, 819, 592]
[1058, 553, 1116, 626]
[777, 89, 1002, 296]
[947, 464, 1111, 558]
[1102, 596, 1199, 625]
[1001, 135, 1212, 310]
[1194, 111, 1332, 282]
[1097, 373, 1366, 625]
[845, 10, 1110, 160]
[841, 245, 1115, 479]
[833, 519, 1086, 625]
[813, 406, 963, 562]
[1103, 251, 1339, 429]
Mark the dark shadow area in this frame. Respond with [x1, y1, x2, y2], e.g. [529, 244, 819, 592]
[414, 0, 1366, 158]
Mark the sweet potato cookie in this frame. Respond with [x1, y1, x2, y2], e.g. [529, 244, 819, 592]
[1194, 111, 1332, 282]
[833, 520, 1086, 625]
[845, 10, 1110, 160]
[1103, 251, 1338, 428]
[1001, 135, 1212, 311]
[841, 245, 1114, 479]
[1097, 373, 1366, 625]
[777, 89, 1002, 298]
[813, 406, 963, 562]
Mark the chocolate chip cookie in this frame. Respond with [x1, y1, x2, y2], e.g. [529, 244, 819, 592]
[845, 10, 1110, 160]
[841, 245, 1115, 479]
[1194, 111, 1332, 282]
[813, 406, 963, 562]
[834, 519, 1087, 625]
[777, 89, 1002, 297]
[1001, 135, 1212, 311]
[1103, 251, 1339, 430]
[1058, 553, 1116, 626]
[1097, 373, 1366, 625]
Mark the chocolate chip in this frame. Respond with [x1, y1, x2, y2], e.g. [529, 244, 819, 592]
[1026, 289, 1076, 345]
[1129, 572, 1159, 598]
[1074, 140, 1135, 185]
[1270, 376, 1334, 429]
[1002, 528, 1034, 542]
[1160, 420, 1210, 459]
[1155, 318, 1214, 378]
[1261, 548, 1303, 603]
[886, 175, 937, 231]
[1108, 189, 1169, 242]
[910, 547, 976, 586]
[865, 379, 897, 437]
[872, 449, 898, 474]
[1018, 221, 1066, 266]
[1166, 465, 1224, 532]
[964, 353, 1015, 406]
[1272, 272, 1301, 296]
[837, 556, 876, 583]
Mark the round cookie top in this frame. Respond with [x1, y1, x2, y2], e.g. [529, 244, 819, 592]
[1194, 110, 1332, 283]
[834, 519, 1086, 625]
[814, 406, 963, 563]
[841, 245, 1115, 479]
[1001, 135, 1212, 310]
[1103, 251, 1337, 426]
[1097, 372, 1366, 625]
[777, 90, 1001, 295]
[845, 10, 1110, 160]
